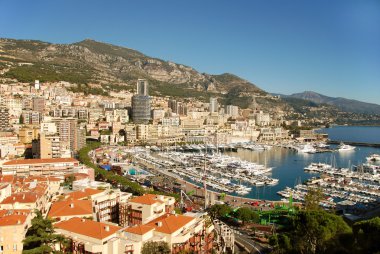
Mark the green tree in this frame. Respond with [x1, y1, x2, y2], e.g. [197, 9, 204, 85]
[304, 187, 324, 211]
[235, 207, 259, 225]
[141, 241, 170, 254]
[352, 217, 380, 254]
[63, 174, 76, 189]
[288, 210, 351, 254]
[23, 210, 67, 253]
[208, 204, 232, 220]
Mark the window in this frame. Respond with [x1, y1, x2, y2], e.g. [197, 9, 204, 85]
[13, 244, 17, 251]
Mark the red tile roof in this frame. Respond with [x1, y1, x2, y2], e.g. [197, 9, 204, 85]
[54, 217, 121, 240]
[48, 199, 92, 218]
[146, 214, 195, 234]
[3, 158, 78, 166]
[0, 192, 40, 204]
[0, 209, 31, 228]
[129, 194, 164, 205]
[124, 225, 155, 235]
[0, 175, 15, 183]
[65, 188, 104, 200]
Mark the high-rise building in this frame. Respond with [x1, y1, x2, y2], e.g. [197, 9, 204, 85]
[21, 110, 42, 125]
[209, 97, 218, 113]
[32, 97, 45, 113]
[52, 118, 86, 155]
[137, 79, 149, 96]
[226, 105, 239, 117]
[32, 133, 61, 159]
[0, 105, 10, 131]
[132, 79, 151, 124]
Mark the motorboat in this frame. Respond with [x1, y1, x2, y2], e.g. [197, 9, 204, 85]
[338, 142, 355, 151]
[367, 154, 380, 162]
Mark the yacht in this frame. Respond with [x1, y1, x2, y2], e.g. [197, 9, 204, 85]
[298, 143, 317, 153]
[367, 154, 380, 162]
[338, 143, 355, 151]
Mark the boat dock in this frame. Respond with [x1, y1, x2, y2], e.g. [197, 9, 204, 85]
[328, 140, 380, 148]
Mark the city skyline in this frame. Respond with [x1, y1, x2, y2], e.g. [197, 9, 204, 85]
[0, 0, 379, 104]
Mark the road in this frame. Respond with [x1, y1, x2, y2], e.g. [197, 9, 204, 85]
[233, 229, 268, 254]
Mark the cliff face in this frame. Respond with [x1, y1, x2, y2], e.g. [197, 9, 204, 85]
[0, 38, 263, 96]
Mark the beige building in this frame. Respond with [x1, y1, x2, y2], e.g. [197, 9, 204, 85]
[119, 194, 175, 227]
[0, 158, 79, 177]
[0, 209, 33, 254]
[54, 217, 122, 254]
[32, 133, 61, 159]
[18, 125, 40, 144]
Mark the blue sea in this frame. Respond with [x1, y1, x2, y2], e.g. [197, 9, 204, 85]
[225, 126, 380, 201]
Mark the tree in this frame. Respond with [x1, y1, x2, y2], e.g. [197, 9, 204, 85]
[23, 210, 66, 253]
[287, 210, 351, 254]
[304, 187, 324, 211]
[141, 241, 170, 254]
[208, 204, 232, 220]
[235, 207, 259, 225]
[63, 174, 75, 189]
[352, 217, 380, 254]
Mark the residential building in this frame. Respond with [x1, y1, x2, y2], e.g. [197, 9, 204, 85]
[0, 209, 33, 254]
[209, 97, 218, 113]
[119, 194, 175, 227]
[54, 218, 122, 254]
[0, 158, 79, 177]
[132, 80, 151, 124]
[226, 105, 239, 117]
[0, 106, 10, 131]
[32, 97, 45, 113]
[48, 199, 93, 221]
[32, 133, 61, 159]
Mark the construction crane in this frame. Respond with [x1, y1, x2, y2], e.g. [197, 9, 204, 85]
[180, 189, 194, 212]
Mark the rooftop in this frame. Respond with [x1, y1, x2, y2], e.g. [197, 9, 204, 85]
[124, 225, 155, 235]
[3, 158, 78, 166]
[0, 209, 31, 226]
[65, 188, 104, 200]
[146, 214, 195, 234]
[0, 192, 40, 204]
[48, 199, 92, 218]
[54, 217, 121, 240]
[129, 194, 165, 205]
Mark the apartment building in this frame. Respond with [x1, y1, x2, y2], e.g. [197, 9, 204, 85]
[48, 199, 93, 221]
[0, 106, 10, 131]
[18, 125, 40, 144]
[119, 194, 175, 227]
[32, 133, 61, 159]
[54, 218, 122, 254]
[0, 158, 79, 177]
[0, 209, 33, 254]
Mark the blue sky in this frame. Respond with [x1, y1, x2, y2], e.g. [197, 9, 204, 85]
[1, 0, 379, 104]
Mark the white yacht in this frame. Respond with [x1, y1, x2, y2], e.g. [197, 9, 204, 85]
[338, 143, 355, 151]
[298, 143, 317, 153]
[366, 154, 380, 162]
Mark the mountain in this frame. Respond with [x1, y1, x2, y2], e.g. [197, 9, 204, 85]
[0, 38, 272, 109]
[288, 91, 380, 115]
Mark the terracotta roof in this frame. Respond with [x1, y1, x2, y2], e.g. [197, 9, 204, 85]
[3, 158, 78, 166]
[146, 214, 195, 234]
[0, 175, 15, 183]
[64, 173, 89, 180]
[0, 213, 28, 226]
[48, 199, 92, 218]
[124, 225, 155, 235]
[129, 194, 164, 205]
[0, 192, 40, 204]
[54, 217, 121, 240]
[65, 188, 104, 200]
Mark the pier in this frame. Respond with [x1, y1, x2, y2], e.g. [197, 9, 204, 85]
[328, 140, 380, 148]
